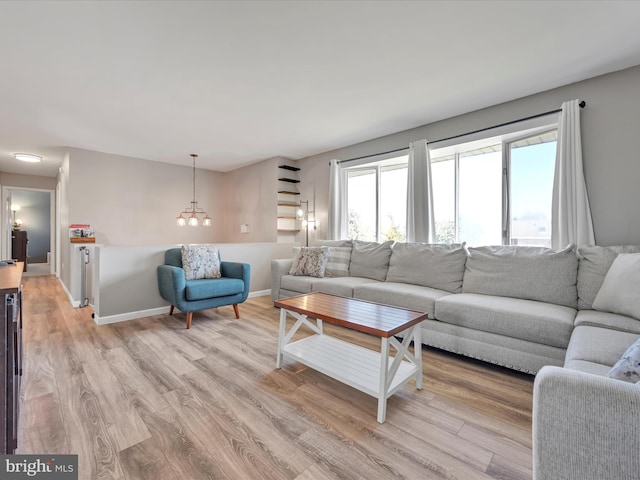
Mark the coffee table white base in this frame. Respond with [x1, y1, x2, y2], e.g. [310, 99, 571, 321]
[276, 308, 423, 423]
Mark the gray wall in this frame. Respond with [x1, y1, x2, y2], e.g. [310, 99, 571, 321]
[296, 64, 640, 247]
[222, 156, 279, 243]
[66, 147, 228, 246]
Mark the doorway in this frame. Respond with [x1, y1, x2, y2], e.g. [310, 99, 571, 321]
[3, 187, 55, 276]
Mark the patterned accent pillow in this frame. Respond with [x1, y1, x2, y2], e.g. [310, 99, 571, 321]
[606, 338, 640, 383]
[289, 247, 329, 278]
[181, 244, 221, 280]
[325, 246, 352, 278]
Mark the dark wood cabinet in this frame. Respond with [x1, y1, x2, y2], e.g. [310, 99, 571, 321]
[0, 264, 22, 454]
[11, 231, 27, 272]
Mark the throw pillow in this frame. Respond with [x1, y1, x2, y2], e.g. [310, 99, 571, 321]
[576, 245, 640, 309]
[592, 253, 640, 320]
[349, 240, 394, 281]
[606, 338, 640, 383]
[289, 247, 329, 278]
[181, 244, 221, 280]
[324, 246, 352, 278]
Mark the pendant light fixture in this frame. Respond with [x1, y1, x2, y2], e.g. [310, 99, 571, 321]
[176, 154, 212, 227]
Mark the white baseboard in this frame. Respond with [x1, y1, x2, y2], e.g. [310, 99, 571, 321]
[93, 291, 269, 325]
[59, 278, 81, 308]
[94, 306, 172, 325]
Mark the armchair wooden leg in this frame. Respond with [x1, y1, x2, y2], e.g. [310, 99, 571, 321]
[169, 305, 175, 316]
[186, 312, 193, 329]
[233, 304, 240, 319]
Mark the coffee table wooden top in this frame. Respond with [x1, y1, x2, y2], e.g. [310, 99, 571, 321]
[274, 292, 428, 338]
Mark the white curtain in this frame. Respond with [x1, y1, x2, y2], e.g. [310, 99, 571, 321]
[406, 139, 435, 243]
[328, 159, 345, 240]
[551, 99, 595, 249]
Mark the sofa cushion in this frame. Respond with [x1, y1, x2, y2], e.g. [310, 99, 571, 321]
[348, 240, 393, 281]
[386, 243, 467, 293]
[434, 293, 576, 348]
[564, 325, 640, 371]
[562, 359, 612, 376]
[592, 253, 640, 320]
[312, 277, 380, 297]
[185, 278, 244, 301]
[324, 246, 352, 278]
[281, 274, 316, 294]
[462, 245, 578, 308]
[576, 244, 640, 310]
[354, 282, 450, 318]
[181, 244, 221, 280]
[289, 247, 329, 277]
[574, 310, 640, 335]
[606, 338, 640, 383]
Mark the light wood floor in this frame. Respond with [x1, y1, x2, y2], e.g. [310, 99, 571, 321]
[18, 275, 534, 480]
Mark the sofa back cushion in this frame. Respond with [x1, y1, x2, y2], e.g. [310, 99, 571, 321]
[349, 240, 393, 281]
[311, 239, 352, 247]
[386, 243, 467, 293]
[462, 245, 578, 308]
[577, 245, 640, 310]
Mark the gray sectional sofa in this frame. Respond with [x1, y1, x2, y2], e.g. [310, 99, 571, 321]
[272, 241, 640, 480]
[274, 240, 586, 374]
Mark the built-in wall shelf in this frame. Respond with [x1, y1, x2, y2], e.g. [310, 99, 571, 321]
[279, 165, 300, 172]
[277, 161, 301, 243]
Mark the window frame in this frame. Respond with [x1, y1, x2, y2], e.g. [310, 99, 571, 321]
[504, 127, 558, 246]
[429, 123, 558, 246]
[344, 154, 409, 242]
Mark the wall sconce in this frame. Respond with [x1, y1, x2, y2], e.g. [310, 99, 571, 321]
[297, 200, 317, 246]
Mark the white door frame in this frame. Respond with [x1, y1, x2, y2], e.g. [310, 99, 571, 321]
[1, 186, 56, 275]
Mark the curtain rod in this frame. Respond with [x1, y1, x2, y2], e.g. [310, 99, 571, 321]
[337, 100, 586, 165]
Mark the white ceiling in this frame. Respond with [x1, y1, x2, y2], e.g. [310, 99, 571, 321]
[1, 1, 640, 177]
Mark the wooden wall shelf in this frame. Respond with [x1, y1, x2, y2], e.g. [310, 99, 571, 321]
[278, 165, 300, 171]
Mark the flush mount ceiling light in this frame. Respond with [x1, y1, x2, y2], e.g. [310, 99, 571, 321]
[176, 154, 212, 227]
[14, 153, 42, 163]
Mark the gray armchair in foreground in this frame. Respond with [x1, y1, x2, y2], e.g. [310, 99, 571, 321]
[157, 248, 251, 329]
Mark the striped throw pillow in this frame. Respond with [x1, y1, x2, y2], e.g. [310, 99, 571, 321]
[325, 246, 352, 278]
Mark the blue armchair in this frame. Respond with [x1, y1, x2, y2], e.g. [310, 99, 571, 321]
[157, 248, 251, 329]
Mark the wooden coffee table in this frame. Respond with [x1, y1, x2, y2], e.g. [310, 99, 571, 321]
[274, 292, 427, 423]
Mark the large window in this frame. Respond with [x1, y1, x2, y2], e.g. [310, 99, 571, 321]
[431, 128, 557, 246]
[346, 156, 408, 242]
[344, 126, 558, 246]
